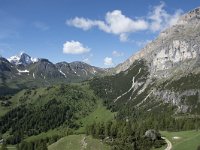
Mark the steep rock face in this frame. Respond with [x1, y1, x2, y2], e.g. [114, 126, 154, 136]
[28, 59, 64, 79]
[102, 7, 200, 114]
[0, 57, 18, 79]
[115, 7, 200, 78]
[56, 61, 105, 79]
[8, 53, 38, 66]
[153, 89, 200, 113]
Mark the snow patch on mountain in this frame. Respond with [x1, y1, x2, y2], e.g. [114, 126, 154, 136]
[17, 69, 29, 73]
[8, 52, 38, 66]
[59, 69, 67, 78]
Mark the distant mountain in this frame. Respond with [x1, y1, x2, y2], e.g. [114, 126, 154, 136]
[56, 61, 105, 79]
[8, 53, 38, 66]
[0, 54, 106, 95]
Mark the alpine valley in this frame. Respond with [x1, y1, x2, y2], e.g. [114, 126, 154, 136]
[0, 6, 200, 150]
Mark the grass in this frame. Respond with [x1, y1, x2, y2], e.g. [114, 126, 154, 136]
[0, 144, 16, 150]
[24, 100, 114, 141]
[48, 134, 111, 150]
[0, 89, 26, 117]
[76, 100, 115, 133]
[0, 105, 10, 117]
[25, 126, 71, 142]
[156, 130, 200, 150]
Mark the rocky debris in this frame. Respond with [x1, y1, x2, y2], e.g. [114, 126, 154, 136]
[153, 89, 200, 113]
[144, 129, 161, 141]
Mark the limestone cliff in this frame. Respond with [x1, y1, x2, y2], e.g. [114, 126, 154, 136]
[115, 7, 200, 78]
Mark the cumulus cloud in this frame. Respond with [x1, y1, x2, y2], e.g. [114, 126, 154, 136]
[33, 21, 49, 31]
[66, 2, 183, 42]
[67, 10, 148, 42]
[104, 57, 113, 66]
[112, 50, 124, 57]
[66, 17, 95, 30]
[63, 40, 90, 54]
[148, 2, 183, 32]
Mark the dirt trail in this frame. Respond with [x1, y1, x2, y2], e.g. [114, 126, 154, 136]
[162, 137, 172, 150]
[81, 136, 87, 150]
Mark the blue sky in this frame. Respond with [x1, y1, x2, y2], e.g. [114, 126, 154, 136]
[0, 0, 199, 67]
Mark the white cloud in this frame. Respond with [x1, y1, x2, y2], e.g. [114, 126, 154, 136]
[119, 33, 129, 42]
[66, 17, 95, 30]
[112, 50, 124, 57]
[63, 40, 90, 54]
[67, 10, 148, 42]
[105, 10, 148, 34]
[83, 58, 90, 63]
[148, 2, 183, 32]
[66, 2, 183, 41]
[104, 57, 113, 66]
[33, 21, 49, 31]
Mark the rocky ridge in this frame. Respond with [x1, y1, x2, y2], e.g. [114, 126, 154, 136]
[115, 7, 200, 79]
[108, 8, 200, 114]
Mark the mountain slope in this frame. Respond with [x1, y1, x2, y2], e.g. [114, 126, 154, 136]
[0, 54, 106, 95]
[0, 84, 100, 144]
[90, 7, 200, 116]
[115, 7, 200, 78]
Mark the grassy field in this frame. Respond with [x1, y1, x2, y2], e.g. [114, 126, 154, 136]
[24, 98, 114, 141]
[48, 134, 111, 150]
[0, 144, 16, 150]
[156, 130, 200, 150]
[76, 100, 115, 133]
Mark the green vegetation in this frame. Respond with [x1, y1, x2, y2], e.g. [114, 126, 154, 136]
[76, 101, 115, 133]
[48, 134, 111, 150]
[161, 130, 200, 150]
[163, 73, 200, 91]
[0, 84, 99, 145]
[86, 120, 165, 150]
[89, 59, 149, 111]
[0, 59, 200, 150]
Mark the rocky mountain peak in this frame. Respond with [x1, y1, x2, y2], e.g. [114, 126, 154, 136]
[114, 7, 200, 78]
[177, 7, 200, 24]
[8, 52, 38, 66]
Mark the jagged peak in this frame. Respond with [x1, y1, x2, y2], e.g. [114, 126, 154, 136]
[177, 7, 200, 24]
[8, 52, 38, 65]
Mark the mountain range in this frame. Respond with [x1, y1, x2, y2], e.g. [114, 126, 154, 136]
[0, 53, 106, 95]
[0, 7, 200, 113]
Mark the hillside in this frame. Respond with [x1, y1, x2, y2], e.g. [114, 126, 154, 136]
[0, 84, 99, 143]
[89, 8, 200, 117]
[48, 134, 111, 150]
